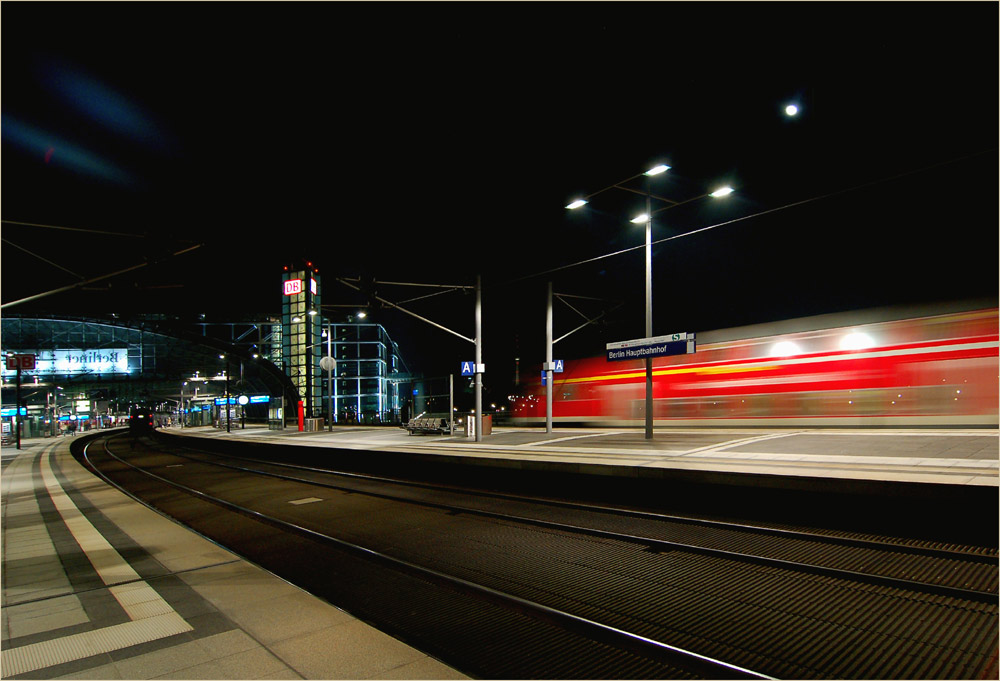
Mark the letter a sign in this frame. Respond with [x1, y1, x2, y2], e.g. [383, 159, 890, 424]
[461, 361, 475, 376]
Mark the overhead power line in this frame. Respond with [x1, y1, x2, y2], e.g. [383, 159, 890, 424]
[1, 219, 147, 238]
[1, 244, 204, 309]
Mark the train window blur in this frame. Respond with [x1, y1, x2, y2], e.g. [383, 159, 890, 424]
[514, 307, 998, 427]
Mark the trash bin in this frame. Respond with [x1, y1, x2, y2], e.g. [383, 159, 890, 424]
[303, 418, 324, 432]
[464, 414, 492, 437]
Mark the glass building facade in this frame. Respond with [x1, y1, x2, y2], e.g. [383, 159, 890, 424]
[323, 322, 405, 424]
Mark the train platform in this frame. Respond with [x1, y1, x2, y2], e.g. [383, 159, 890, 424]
[2, 426, 994, 679]
[0, 437, 468, 680]
[168, 423, 999, 488]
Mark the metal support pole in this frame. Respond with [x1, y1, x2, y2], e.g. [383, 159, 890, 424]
[475, 275, 483, 442]
[15, 366, 22, 450]
[225, 357, 231, 433]
[240, 360, 245, 429]
[327, 327, 333, 431]
[449, 373, 454, 435]
[645, 193, 654, 440]
[546, 281, 553, 434]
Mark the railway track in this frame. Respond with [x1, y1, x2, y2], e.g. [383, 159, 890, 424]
[79, 433, 999, 679]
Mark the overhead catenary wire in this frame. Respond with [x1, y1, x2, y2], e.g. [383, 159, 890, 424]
[1, 244, 203, 309]
[1, 238, 85, 280]
[2, 219, 152, 238]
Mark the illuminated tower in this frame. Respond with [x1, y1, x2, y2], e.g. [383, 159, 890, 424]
[281, 262, 322, 417]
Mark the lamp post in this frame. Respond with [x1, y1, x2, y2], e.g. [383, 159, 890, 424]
[321, 323, 336, 432]
[220, 354, 231, 433]
[475, 275, 483, 442]
[566, 164, 732, 440]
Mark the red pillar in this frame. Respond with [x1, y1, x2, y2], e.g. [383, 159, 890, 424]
[297, 400, 305, 431]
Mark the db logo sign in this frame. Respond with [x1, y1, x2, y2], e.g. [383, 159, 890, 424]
[283, 279, 303, 296]
[5, 354, 36, 371]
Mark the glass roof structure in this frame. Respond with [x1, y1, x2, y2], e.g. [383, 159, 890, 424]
[1, 315, 298, 412]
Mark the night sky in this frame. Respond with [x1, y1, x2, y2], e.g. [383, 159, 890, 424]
[2, 3, 997, 390]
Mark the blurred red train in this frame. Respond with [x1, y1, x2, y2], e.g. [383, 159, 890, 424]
[511, 305, 998, 427]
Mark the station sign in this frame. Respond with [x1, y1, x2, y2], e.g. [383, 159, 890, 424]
[283, 279, 303, 296]
[460, 361, 486, 376]
[1, 408, 27, 417]
[5, 354, 35, 371]
[542, 360, 564, 373]
[606, 332, 695, 362]
[1, 349, 128, 377]
[214, 394, 270, 406]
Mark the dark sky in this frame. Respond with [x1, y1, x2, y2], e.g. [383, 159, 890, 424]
[2, 2, 997, 386]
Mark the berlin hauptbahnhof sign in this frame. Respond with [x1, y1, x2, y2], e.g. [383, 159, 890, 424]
[606, 333, 695, 362]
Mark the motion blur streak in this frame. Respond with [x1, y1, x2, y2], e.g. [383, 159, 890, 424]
[42, 61, 173, 151]
[513, 307, 999, 428]
[0, 115, 134, 186]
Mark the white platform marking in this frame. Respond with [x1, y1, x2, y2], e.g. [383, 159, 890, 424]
[522, 432, 620, 447]
[1, 449, 193, 677]
[679, 431, 807, 456]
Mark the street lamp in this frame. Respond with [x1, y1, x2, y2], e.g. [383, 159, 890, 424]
[567, 163, 733, 439]
[219, 354, 231, 433]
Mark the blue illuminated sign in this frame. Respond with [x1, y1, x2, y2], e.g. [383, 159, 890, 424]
[1, 407, 26, 417]
[216, 395, 269, 405]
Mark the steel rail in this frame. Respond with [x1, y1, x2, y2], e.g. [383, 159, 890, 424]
[85, 434, 773, 680]
[150, 438, 997, 603]
[164, 434, 997, 564]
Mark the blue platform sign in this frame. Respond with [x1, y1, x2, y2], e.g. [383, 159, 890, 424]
[606, 333, 696, 362]
[553, 359, 564, 373]
[461, 361, 475, 376]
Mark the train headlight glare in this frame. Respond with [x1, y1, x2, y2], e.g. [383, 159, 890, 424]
[771, 341, 801, 357]
[840, 332, 875, 351]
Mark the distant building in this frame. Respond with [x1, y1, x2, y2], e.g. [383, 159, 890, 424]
[280, 263, 323, 417]
[277, 263, 407, 424]
[323, 321, 406, 424]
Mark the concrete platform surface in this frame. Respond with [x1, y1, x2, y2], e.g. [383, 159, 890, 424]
[170, 423, 999, 487]
[0, 438, 468, 680]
